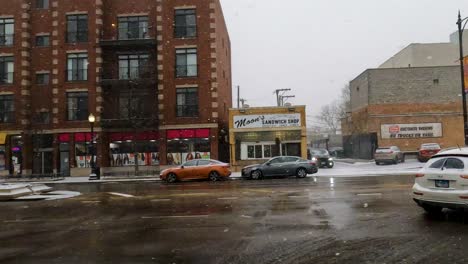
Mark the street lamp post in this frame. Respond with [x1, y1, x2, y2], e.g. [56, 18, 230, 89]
[457, 11, 468, 146]
[88, 113, 97, 180]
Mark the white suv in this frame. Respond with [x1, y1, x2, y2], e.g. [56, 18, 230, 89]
[413, 148, 468, 214]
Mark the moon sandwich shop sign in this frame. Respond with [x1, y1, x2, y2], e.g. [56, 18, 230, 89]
[233, 114, 301, 129]
[381, 123, 442, 139]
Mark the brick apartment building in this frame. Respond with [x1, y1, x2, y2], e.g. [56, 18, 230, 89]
[0, 0, 232, 176]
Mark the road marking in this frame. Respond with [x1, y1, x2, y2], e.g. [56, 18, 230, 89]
[151, 199, 171, 202]
[108, 192, 135, 198]
[141, 215, 209, 219]
[218, 197, 238, 200]
[357, 193, 382, 196]
[172, 193, 210, 197]
[81, 201, 100, 204]
[241, 215, 253, 218]
[288, 195, 309, 198]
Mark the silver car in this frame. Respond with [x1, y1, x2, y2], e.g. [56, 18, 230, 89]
[375, 146, 405, 165]
[241, 156, 318, 180]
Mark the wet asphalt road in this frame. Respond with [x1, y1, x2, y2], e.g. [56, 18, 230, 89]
[2, 175, 468, 264]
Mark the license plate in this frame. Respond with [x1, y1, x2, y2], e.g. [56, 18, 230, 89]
[435, 180, 449, 188]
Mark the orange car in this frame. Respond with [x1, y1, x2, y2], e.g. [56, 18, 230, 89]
[160, 159, 231, 183]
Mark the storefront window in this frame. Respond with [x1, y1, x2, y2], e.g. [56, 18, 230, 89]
[167, 138, 211, 165]
[75, 142, 95, 168]
[166, 129, 211, 165]
[246, 143, 276, 159]
[110, 141, 159, 167]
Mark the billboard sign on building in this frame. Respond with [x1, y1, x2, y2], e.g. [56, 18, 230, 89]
[233, 114, 301, 129]
[381, 123, 442, 139]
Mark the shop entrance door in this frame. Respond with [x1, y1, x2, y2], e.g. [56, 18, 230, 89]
[32, 150, 53, 174]
[59, 143, 70, 177]
[282, 143, 301, 157]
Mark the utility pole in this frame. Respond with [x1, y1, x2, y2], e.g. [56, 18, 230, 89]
[457, 11, 468, 145]
[237, 85, 240, 108]
[280, 95, 296, 106]
[239, 98, 247, 108]
[274, 88, 291, 106]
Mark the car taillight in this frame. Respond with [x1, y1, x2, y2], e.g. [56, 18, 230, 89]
[460, 175, 468, 179]
[415, 173, 425, 178]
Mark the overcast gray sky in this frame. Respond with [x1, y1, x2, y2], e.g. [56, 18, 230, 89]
[220, 0, 468, 122]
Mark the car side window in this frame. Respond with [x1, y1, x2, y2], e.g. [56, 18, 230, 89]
[429, 158, 446, 169]
[183, 160, 197, 167]
[284, 157, 298, 162]
[269, 157, 283, 164]
[197, 160, 210, 166]
[444, 158, 464, 169]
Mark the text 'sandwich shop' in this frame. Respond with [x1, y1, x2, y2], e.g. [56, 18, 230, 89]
[229, 106, 307, 172]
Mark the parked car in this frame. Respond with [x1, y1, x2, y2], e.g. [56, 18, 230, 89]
[309, 148, 334, 168]
[413, 148, 468, 214]
[374, 146, 405, 165]
[241, 156, 318, 180]
[417, 143, 441, 162]
[160, 159, 231, 183]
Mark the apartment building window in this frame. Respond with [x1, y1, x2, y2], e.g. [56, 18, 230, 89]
[35, 35, 50, 47]
[36, 0, 49, 9]
[174, 9, 196, 38]
[176, 88, 198, 117]
[118, 16, 149, 40]
[176, 48, 197, 77]
[0, 56, 14, 85]
[66, 15, 88, 43]
[0, 18, 14, 46]
[36, 73, 49, 85]
[67, 92, 88, 121]
[67, 53, 88, 81]
[0, 95, 15, 123]
[118, 54, 150, 80]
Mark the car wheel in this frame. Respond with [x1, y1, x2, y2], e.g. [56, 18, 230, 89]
[422, 204, 443, 215]
[393, 158, 398, 164]
[209, 171, 219, 182]
[250, 170, 262, 180]
[296, 168, 307, 178]
[166, 173, 178, 183]
[375, 161, 380, 165]
[327, 163, 334, 168]
[401, 155, 405, 163]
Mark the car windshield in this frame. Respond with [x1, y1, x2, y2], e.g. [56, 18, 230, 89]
[311, 149, 328, 155]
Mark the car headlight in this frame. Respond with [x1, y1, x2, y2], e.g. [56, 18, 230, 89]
[328, 158, 333, 161]
[312, 157, 317, 161]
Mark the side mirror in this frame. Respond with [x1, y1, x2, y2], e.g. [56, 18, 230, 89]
[265, 162, 271, 166]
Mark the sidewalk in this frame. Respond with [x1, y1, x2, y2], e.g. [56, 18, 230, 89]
[2, 172, 245, 185]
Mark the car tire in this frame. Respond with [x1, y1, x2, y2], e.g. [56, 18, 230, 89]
[327, 164, 334, 168]
[401, 155, 405, 163]
[296, 168, 307, 178]
[209, 171, 219, 182]
[375, 161, 380, 165]
[422, 204, 443, 215]
[166, 173, 178, 183]
[250, 170, 263, 180]
[393, 158, 398, 165]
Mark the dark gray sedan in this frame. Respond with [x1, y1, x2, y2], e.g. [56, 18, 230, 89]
[241, 156, 318, 180]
